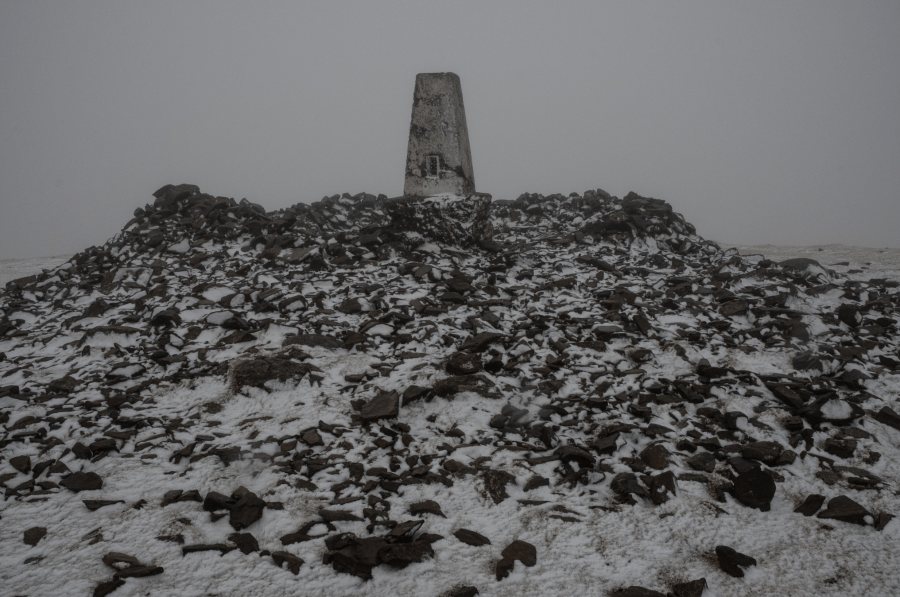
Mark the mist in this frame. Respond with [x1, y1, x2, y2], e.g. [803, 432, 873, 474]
[1, 0, 898, 259]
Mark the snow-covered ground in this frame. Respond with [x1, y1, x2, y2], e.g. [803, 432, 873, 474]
[722, 244, 900, 282]
[0, 256, 71, 287]
[2, 184, 899, 597]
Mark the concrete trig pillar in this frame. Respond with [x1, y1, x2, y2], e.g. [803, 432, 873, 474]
[403, 73, 476, 197]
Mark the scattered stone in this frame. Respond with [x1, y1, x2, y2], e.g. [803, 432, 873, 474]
[61, 471, 103, 492]
[794, 494, 826, 517]
[686, 451, 716, 473]
[229, 487, 265, 530]
[816, 495, 873, 526]
[715, 545, 757, 577]
[271, 551, 304, 575]
[496, 539, 537, 580]
[446, 352, 482, 375]
[639, 444, 670, 470]
[23, 527, 47, 546]
[93, 579, 125, 597]
[410, 500, 445, 517]
[453, 528, 491, 546]
[360, 391, 400, 422]
[228, 532, 259, 554]
[611, 587, 666, 597]
[731, 469, 776, 511]
[671, 578, 707, 597]
[10, 455, 31, 473]
[447, 587, 479, 597]
[481, 469, 516, 504]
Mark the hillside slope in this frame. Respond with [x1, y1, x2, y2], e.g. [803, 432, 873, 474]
[1, 185, 899, 596]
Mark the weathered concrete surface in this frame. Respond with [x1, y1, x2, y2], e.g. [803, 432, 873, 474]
[403, 73, 475, 197]
[385, 194, 492, 247]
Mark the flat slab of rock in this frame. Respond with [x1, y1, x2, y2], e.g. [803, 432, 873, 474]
[816, 495, 872, 526]
[61, 471, 103, 492]
[360, 391, 399, 422]
[409, 500, 445, 517]
[453, 528, 491, 546]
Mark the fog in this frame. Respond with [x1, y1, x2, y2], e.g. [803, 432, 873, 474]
[1, 1, 898, 259]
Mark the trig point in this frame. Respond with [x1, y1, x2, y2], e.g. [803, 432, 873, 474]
[403, 72, 476, 197]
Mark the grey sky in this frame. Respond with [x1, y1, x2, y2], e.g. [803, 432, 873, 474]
[1, 1, 898, 259]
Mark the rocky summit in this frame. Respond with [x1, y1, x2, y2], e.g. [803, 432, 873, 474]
[1, 184, 899, 596]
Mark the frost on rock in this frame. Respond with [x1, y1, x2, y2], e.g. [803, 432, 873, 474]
[1, 184, 900, 597]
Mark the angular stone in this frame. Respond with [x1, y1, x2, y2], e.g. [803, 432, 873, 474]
[612, 588, 666, 597]
[671, 579, 707, 597]
[873, 406, 900, 432]
[446, 352, 482, 375]
[719, 299, 749, 317]
[271, 551, 304, 575]
[182, 543, 235, 556]
[282, 333, 343, 350]
[61, 471, 103, 492]
[794, 494, 826, 516]
[10, 455, 31, 473]
[23, 527, 46, 546]
[227, 532, 259, 554]
[378, 540, 434, 568]
[114, 564, 164, 579]
[231, 357, 314, 390]
[816, 495, 872, 526]
[741, 441, 783, 464]
[432, 374, 498, 399]
[319, 509, 364, 523]
[732, 469, 776, 511]
[459, 332, 505, 353]
[686, 451, 716, 473]
[523, 475, 549, 491]
[639, 444, 670, 470]
[837, 304, 861, 328]
[496, 540, 536, 580]
[592, 433, 619, 456]
[647, 471, 677, 505]
[409, 500, 445, 518]
[360, 391, 400, 422]
[823, 438, 856, 459]
[554, 445, 595, 468]
[102, 552, 140, 569]
[481, 469, 516, 504]
[93, 578, 125, 597]
[715, 545, 757, 577]
[48, 375, 78, 393]
[453, 528, 491, 546]
[448, 587, 479, 597]
[229, 487, 265, 530]
[203, 491, 237, 512]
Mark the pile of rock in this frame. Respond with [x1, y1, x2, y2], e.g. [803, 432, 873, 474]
[1, 183, 898, 596]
